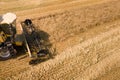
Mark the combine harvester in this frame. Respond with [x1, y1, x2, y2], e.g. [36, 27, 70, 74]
[0, 13, 51, 63]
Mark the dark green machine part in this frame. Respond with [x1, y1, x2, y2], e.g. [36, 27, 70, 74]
[21, 19, 49, 59]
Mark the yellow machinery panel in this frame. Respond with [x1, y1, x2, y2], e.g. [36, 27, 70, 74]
[0, 31, 7, 43]
[14, 34, 24, 46]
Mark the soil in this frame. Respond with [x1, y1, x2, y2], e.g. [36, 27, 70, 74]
[0, 0, 120, 80]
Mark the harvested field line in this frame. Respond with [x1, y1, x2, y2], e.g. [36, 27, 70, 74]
[8, 24, 120, 80]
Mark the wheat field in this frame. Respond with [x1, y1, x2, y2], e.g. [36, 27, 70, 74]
[0, 0, 120, 80]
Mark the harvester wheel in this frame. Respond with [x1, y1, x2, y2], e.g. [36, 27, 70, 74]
[0, 50, 11, 60]
[0, 46, 17, 60]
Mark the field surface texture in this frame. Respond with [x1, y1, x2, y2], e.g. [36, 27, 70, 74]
[0, 0, 120, 80]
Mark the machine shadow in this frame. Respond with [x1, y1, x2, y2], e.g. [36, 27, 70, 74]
[28, 30, 57, 65]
